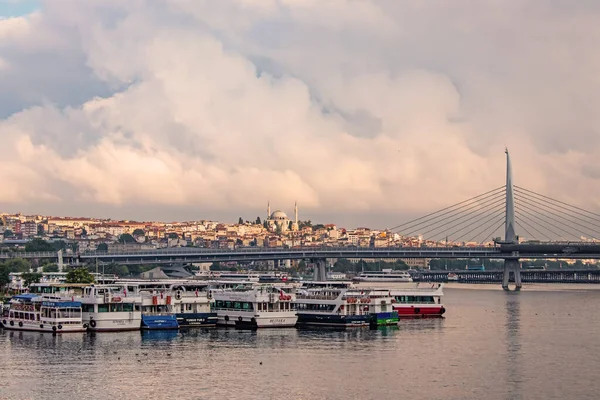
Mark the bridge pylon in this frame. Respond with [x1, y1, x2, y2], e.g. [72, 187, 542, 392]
[503, 149, 521, 291]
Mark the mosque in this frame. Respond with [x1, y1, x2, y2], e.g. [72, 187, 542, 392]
[266, 202, 299, 233]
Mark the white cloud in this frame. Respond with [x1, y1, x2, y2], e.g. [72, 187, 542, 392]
[0, 0, 599, 227]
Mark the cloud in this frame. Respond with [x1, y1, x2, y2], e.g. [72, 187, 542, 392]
[0, 0, 599, 228]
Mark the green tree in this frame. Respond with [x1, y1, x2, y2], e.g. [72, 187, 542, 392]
[5, 258, 31, 273]
[238, 217, 244, 224]
[3, 229, 14, 238]
[118, 233, 136, 244]
[25, 238, 55, 252]
[66, 268, 95, 284]
[52, 240, 67, 251]
[0, 263, 10, 290]
[81, 228, 88, 237]
[37, 224, 45, 236]
[256, 217, 261, 225]
[168, 232, 179, 239]
[97, 242, 109, 251]
[42, 264, 60, 273]
[209, 262, 222, 271]
[21, 272, 42, 287]
[132, 228, 145, 237]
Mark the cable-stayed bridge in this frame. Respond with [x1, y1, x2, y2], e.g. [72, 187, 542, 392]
[3, 151, 600, 289]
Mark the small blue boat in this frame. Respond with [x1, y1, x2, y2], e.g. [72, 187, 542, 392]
[141, 314, 179, 330]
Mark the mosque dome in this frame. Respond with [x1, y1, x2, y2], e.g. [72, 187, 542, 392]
[270, 210, 289, 220]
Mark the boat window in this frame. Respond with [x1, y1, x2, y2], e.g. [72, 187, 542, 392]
[98, 304, 109, 313]
[81, 304, 95, 313]
[123, 303, 133, 312]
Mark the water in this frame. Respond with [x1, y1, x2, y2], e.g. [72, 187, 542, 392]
[1, 286, 600, 400]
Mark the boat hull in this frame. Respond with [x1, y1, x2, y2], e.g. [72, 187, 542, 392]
[84, 312, 142, 332]
[296, 313, 370, 327]
[175, 312, 218, 327]
[217, 311, 298, 328]
[393, 305, 446, 318]
[369, 311, 399, 326]
[1, 319, 86, 333]
[141, 314, 179, 330]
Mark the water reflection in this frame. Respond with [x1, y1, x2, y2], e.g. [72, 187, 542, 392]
[505, 293, 522, 400]
[141, 329, 180, 342]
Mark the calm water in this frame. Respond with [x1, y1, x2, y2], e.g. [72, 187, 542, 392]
[1, 286, 600, 400]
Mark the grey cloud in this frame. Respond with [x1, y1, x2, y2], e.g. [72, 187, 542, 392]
[1, 0, 600, 227]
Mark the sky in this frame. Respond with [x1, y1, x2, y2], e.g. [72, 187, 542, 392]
[1, 0, 600, 229]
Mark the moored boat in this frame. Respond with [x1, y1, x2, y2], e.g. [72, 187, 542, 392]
[212, 284, 297, 328]
[170, 284, 217, 327]
[140, 292, 179, 330]
[352, 270, 413, 283]
[1, 294, 86, 333]
[294, 287, 370, 327]
[79, 284, 142, 332]
[390, 284, 445, 318]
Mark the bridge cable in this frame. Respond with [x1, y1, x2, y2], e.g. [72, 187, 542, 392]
[515, 185, 600, 221]
[416, 197, 506, 239]
[454, 212, 505, 243]
[515, 208, 571, 240]
[514, 193, 600, 238]
[514, 220, 538, 241]
[514, 188, 600, 233]
[480, 219, 508, 244]
[389, 185, 505, 232]
[515, 199, 589, 240]
[430, 205, 505, 242]
[392, 188, 506, 236]
[514, 212, 554, 241]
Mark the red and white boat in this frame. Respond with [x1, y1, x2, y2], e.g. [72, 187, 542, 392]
[389, 284, 445, 318]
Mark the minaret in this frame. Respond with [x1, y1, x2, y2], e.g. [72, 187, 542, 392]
[267, 201, 271, 219]
[294, 201, 298, 224]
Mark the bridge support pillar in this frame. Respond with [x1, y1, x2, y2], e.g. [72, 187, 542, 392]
[502, 258, 521, 291]
[312, 258, 327, 281]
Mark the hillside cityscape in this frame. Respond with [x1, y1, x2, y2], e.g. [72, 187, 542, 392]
[1, 206, 598, 280]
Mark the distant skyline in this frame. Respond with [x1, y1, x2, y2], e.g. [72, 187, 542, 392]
[1, 1, 600, 228]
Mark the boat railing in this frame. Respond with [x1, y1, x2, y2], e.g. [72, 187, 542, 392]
[295, 294, 339, 300]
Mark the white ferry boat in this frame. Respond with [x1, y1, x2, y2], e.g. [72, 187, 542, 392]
[294, 287, 371, 327]
[170, 283, 217, 327]
[1, 294, 86, 333]
[79, 284, 142, 332]
[352, 270, 413, 283]
[138, 283, 217, 328]
[447, 273, 459, 281]
[390, 284, 446, 318]
[211, 284, 297, 328]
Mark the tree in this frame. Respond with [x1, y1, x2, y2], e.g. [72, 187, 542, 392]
[5, 258, 31, 273]
[37, 224, 45, 236]
[118, 233, 136, 244]
[42, 264, 59, 273]
[256, 217, 261, 225]
[81, 228, 88, 237]
[21, 272, 42, 287]
[168, 232, 179, 239]
[3, 229, 14, 238]
[132, 228, 145, 237]
[209, 262, 222, 271]
[66, 268, 95, 284]
[238, 217, 244, 225]
[0, 263, 10, 290]
[25, 238, 55, 252]
[96, 242, 109, 251]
